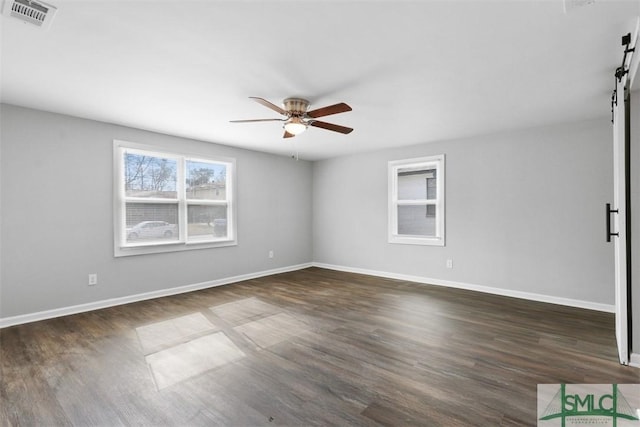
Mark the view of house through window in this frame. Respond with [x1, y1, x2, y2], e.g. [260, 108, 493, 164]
[185, 160, 229, 241]
[388, 155, 445, 246]
[396, 167, 437, 236]
[115, 141, 236, 256]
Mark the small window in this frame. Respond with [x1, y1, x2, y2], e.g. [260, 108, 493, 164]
[114, 141, 236, 256]
[388, 155, 445, 246]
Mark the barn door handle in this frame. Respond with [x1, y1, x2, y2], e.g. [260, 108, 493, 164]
[606, 203, 619, 242]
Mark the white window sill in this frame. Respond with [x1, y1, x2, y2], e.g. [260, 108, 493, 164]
[115, 239, 237, 257]
[388, 235, 445, 246]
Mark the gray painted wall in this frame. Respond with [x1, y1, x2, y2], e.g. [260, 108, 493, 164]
[313, 119, 615, 305]
[0, 104, 313, 318]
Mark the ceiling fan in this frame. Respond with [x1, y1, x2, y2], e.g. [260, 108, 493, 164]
[230, 97, 353, 138]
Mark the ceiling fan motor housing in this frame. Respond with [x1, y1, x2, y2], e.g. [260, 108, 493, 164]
[283, 98, 310, 116]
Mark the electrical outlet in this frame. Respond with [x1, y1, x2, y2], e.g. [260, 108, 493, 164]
[446, 259, 453, 269]
[268, 250, 274, 259]
[88, 273, 98, 286]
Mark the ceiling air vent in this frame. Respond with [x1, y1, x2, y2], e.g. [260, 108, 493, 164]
[2, 0, 57, 29]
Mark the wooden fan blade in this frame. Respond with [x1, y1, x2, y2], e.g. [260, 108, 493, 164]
[309, 120, 353, 134]
[249, 97, 287, 115]
[230, 118, 284, 123]
[283, 130, 295, 138]
[306, 102, 352, 118]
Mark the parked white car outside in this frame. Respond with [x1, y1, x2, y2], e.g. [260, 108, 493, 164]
[127, 221, 177, 240]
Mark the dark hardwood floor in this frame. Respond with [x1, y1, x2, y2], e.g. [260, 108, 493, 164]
[1, 267, 638, 426]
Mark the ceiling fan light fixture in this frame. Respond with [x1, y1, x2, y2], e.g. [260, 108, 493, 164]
[284, 117, 307, 135]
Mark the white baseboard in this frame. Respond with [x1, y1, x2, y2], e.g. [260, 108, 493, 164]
[630, 353, 640, 368]
[0, 263, 313, 329]
[312, 262, 615, 313]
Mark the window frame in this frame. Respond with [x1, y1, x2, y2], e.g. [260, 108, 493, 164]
[113, 140, 237, 257]
[388, 154, 445, 246]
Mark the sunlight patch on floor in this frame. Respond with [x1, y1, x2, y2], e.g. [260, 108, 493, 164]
[209, 297, 280, 325]
[234, 312, 311, 349]
[136, 312, 216, 355]
[146, 332, 245, 390]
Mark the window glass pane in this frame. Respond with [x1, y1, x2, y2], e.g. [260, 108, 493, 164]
[186, 160, 227, 201]
[187, 205, 228, 239]
[397, 205, 436, 236]
[124, 152, 177, 198]
[125, 203, 179, 243]
[397, 168, 436, 200]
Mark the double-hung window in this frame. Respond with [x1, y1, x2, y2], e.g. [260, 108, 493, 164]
[114, 140, 236, 256]
[388, 155, 445, 246]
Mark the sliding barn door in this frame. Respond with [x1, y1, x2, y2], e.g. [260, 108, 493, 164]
[609, 20, 639, 366]
[611, 79, 629, 366]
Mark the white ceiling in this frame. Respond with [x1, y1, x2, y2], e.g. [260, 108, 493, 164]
[1, 0, 638, 160]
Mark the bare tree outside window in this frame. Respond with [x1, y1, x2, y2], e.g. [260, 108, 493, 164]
[124, 153, 177, 198]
